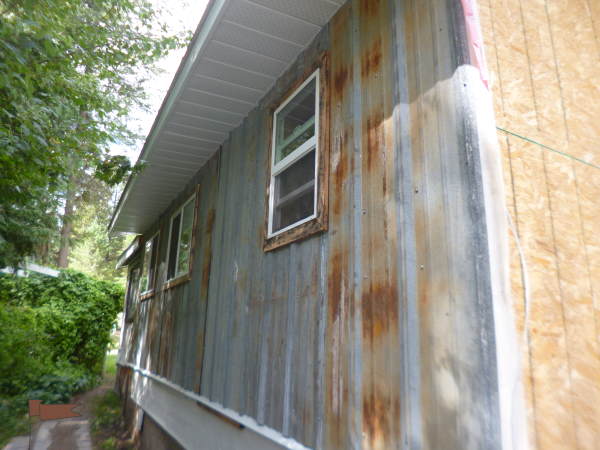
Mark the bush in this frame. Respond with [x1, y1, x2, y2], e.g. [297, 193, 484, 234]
[0, 303, 52, 397]
[0, 271, 123, 395]
[0, 269, 123, 446]
[0, 270, 123, 381]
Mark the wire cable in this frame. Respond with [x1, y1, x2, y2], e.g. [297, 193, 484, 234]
[496, 126, 600, 171]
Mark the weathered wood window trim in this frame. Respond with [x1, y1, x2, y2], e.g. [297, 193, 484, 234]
[263, 54, 329, 252]
[164, 190, 199, 289]
[140, 231, 159, 301]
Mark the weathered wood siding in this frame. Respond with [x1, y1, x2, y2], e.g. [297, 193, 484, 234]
[120, 1, 507, 448]
[480, 0, 600, 448]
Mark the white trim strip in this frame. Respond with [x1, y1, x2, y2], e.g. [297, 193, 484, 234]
[118, 361, 311, 450]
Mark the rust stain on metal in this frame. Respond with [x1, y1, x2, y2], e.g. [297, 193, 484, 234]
[333, 66, 349, 95]
[361, 37, 382, 79]
[362, 385, 401, 448]
[362, 283, 399, 341]
[205, 208, 215, 234]
[327, 250, 345, 321]
[365, 115, 384, 173]
[360, 0, 381, 18]
[332, 130, 350, 216]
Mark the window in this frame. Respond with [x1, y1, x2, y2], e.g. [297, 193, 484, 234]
[140, 233, 159, 295]
[268, 70, 320, 239]
[125, 266, 140, 322]
[166, 195, 196, 281]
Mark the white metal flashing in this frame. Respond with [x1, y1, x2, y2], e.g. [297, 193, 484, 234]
[119, 361, 311, 450]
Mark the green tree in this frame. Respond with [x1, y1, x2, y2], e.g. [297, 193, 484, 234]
[69, 177, 128, 284]
[0, 0, 190, 267]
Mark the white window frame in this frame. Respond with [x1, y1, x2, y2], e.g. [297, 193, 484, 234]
[267, 69, 320, 238]
[140, 232, 159, 295]
[166, 194, 196, 282]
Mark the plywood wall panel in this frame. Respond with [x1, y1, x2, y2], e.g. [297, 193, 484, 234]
[507, 138, 576, 449]
[483, 0, 600, 447]
[519, 0, 567, 140]
[490, 0, 539, 131]
[544, 153, 600, 449]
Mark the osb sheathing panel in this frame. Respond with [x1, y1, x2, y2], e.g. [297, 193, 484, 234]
[480, 0, 600, 448]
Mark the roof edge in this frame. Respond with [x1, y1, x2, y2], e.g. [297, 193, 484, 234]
[109, 0, 230, 234]
[115, 236, 141, 269]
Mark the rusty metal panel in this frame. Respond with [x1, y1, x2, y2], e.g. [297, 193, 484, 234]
[196, 25, 331, 448]
[401, 0, 503, 448]
[117, 0, 507, 448]
[221, 108, 266, 416]
[357, 0, 402, 448]
[324, 2, 360, 449]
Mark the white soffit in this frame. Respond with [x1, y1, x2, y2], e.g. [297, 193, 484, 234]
[110, 0, 345, 234]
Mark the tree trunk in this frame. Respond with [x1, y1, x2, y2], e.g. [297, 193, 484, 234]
[57, 183, 75, 268]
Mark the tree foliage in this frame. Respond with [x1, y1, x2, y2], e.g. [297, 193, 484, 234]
[69, 177, 128, 284]
[0, 0, 190, 266]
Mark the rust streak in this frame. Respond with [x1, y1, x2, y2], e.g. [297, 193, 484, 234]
[361, 37, 383, 79]
[332, 130, 350, 216]
[334, 65, 349, 95]
[205, 208, 215, 234]
[360, 0, 381, 18]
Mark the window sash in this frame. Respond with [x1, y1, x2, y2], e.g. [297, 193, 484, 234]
[268, 70, 320, 238]
[174, 200, 194, 278]
[166, 195, 195, 282]
[126, 267, 140, 320]
[141, 233, 158, 294]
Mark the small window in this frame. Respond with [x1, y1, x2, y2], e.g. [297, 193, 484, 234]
[268, 71, 319, 237]
[140, 233, 159, 294]
[166, 195, 196, 281]
[125, 266, 140, 322]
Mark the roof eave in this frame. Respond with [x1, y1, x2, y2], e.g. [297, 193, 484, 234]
[109, 0, 229, 235]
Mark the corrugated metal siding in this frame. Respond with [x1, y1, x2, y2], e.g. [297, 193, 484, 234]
[120, 0, 505, 448]
[199, 28, 330, 447]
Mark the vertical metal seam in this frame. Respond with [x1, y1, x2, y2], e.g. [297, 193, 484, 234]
[350, 0, 363, 447]
[432, 1, 460, 445]
[315, 233, 328, 449]
[282, 242, 298, 435]
[197, 153, 220, 395]
[389, 0, 423, 448]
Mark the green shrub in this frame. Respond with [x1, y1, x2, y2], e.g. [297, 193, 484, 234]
[0, 303, 52, 396]
[0, 270, 123, 380]
[0, 269, 123, 446]
[0, 399, 31, 447]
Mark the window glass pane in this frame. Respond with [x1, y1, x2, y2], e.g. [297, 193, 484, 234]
[274, 78, 316, 163]
[273, 150, 315, 232]
[167, 213, 181, 280]
[140, 240, 152, 292]
[148, 237, 158, 289]
[175, 200, 195, 277]
[126, 267, 140, 319]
